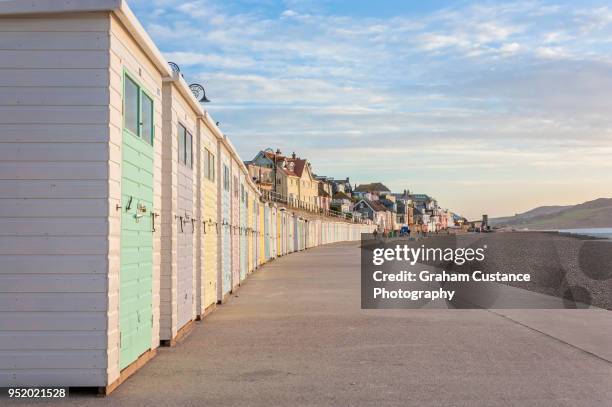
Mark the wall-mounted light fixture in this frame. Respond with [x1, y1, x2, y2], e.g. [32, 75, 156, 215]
[189, 83, 210, 103]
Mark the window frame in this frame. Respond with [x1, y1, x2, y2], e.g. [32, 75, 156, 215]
[177, 123, 193, 169]
[123, 70, 154, 146]
[140, 91, 154, 145]
[178, 123, 186, 165]
[204, 148, 216, 182]
[211, 153, 215, 182]
[186, 130, 193, 169]
[223, 164, 230, 191]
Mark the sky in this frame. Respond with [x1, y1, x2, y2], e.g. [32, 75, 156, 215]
[128, 0, 612, 219]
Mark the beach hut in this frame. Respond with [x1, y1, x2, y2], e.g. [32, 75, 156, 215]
[301, 219, 306, 249]
[0, 0, 176, 391]
[264, 203, 270, 260]
[230, 158, 240, 290]
[294, 217, 300, 251]
[288, 213, 295, 253]
[268, 205, 274, 259]
[259, 202, 265, 265]
[239, 175, 248, 281]
[246, 190, 253, 273]
[251, 192, 257, 270]
[280, 210, 286, 256]
[198, 115, 219, 317]
[253, 199, 261, 268]
[279, 209, 283, 255]
[218, 145, 232, 302]
[160, 71, 201, 345]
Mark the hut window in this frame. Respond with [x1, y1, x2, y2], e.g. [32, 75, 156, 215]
[210, 152, 215, 182]
[186, 131, 193, 168]
[204, 148, 215, 182]
[124, 75, 139, 136]
[223, 164, 230, 191]
[141, 93, 154, 145]
[177, 125, 193, 168]
[178, 124, 186, 164]
[203, 149, 209, 179]
[124, 72, 154, 144]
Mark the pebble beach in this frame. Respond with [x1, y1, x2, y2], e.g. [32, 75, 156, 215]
[450, 232, 612, 309]
[374, 231, 612, 309]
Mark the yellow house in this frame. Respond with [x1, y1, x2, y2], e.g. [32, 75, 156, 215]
[295, 161, 318, 209]
[275, 162, 300, 204]
[247, 150, 319, 209]
[276, 153, 317, 208]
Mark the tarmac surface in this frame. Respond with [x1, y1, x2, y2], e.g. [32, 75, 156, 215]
[12, 242, 612, 406]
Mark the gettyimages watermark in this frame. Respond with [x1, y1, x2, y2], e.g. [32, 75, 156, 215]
[360, 233, 612, 309]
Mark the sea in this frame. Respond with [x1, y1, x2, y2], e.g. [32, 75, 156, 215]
[557, 228, 612, 240]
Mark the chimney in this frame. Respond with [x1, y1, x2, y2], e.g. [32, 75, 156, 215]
[276, 148, 281, 155]
[292, 152, 296, 159]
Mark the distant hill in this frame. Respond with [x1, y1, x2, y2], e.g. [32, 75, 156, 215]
[490, 198, 612, 229]
[489, 205, 571, 226]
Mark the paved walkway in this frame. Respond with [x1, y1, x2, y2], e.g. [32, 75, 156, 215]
[17, 242, 612, 406]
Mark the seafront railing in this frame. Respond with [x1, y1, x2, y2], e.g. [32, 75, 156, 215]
[259, 189, 365, 223]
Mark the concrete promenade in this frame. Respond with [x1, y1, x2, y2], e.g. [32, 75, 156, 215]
[14, 242, 612, 406]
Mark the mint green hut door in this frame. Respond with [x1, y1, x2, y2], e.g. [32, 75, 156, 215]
[119, 73, 155, 370]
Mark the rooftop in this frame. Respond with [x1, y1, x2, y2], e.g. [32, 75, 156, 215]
[354, 182, 390, 193]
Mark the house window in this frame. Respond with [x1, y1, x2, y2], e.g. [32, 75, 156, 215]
[223, 164, 230, 191]
[124, 73, 153, 145]
[240, 184, 245, 202]
[233, 176, 239, 197]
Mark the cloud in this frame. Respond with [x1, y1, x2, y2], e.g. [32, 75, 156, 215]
[499, 42, 521, 55]
[281, 9, 298, 18]
[535, 46, 570, 59]
[163, 52, 257, 69]
[126, 0, 612, 219]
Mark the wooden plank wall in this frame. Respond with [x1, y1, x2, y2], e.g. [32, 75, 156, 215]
[0, 12, 112, 387]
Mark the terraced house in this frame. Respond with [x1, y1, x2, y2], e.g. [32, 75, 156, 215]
[246, 150, 319, 210]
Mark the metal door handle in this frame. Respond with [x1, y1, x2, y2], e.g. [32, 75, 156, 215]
[151, 212, 158, 232]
